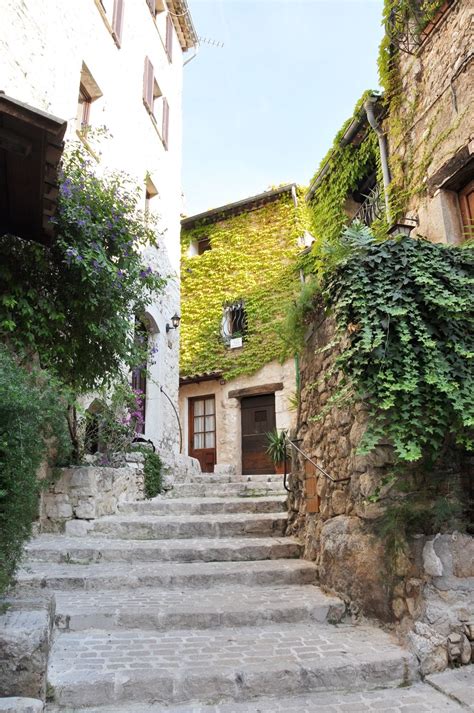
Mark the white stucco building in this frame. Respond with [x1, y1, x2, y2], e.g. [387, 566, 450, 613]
[1, 0, 197, 465]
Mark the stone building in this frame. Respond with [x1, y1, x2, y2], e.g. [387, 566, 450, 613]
[286, 0, 473, 673]
[382, 0, 473, 244]
[0, 0, 197, 463]
[179, 184, 310, 474]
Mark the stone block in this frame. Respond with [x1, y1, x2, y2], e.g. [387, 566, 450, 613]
[0, 699, 44, 712]
[423, 538, 444, 577]
[331, 489, 347, 515]
[0, 596, 54, 700]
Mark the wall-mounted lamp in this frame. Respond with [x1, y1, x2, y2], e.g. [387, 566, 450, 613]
[166, 313, 181, 333]
[387, 218, 418, 238]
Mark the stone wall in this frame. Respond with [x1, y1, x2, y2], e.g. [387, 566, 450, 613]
[40, 456, 144, 532]
[288, 311, 473, 673]
[385, 0, 473, 244]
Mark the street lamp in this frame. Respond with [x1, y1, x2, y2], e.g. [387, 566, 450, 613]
[166, 313, 181, 333]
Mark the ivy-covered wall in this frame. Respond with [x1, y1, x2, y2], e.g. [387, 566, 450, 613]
[305, 91, 384, 258]
[378, 0, 472, 237]
[180, 188, 310, 380]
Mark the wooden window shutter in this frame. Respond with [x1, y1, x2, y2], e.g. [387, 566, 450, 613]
[112, 0, 125, 46]
[162, 98, 169, 149]
[143, 57, 154, 114]
[165, 14, 173, 61]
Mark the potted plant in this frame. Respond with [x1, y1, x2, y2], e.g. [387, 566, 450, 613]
[265, 429, 289, 474]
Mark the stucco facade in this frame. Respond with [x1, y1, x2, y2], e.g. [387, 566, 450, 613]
[1, 0, 197, 463]
[179, 359, 297, 474]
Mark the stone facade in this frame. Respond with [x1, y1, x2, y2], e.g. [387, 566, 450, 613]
[39, 458, 144, 533]
[179, 359, 297, 475]
[0, 0, 197, 459]
[287, 311, 473, 674]
[385, 0, 474, 244]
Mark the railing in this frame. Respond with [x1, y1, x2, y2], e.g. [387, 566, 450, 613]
[352, 184, 385, 228]
[282, 434, 351, 493]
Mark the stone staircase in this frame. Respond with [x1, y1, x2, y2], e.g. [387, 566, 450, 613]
[17, 471, 423, 712]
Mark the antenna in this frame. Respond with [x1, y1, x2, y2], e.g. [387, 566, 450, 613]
[198, 36, 224, 48]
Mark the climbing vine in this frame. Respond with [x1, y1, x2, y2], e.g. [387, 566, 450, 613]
[180, 190, 310, 379]
[324, 227, 473, 463]
[378, 0, 459, 221]
[305, 91, 386, 265]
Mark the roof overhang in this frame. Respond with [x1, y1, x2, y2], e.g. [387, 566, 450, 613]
[182, 183, 297, 230]
[306, 92, 384, 204]
[167, 0, 198, 51]
[180, 371, 223, 386]
[0, 93, 67, 245]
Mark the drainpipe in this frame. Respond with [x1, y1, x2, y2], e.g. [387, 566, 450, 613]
[364, 95, 391, 223]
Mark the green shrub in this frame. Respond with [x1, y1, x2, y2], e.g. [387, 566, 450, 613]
[0, 348, 70, 593]
[142, 451, 163, 499]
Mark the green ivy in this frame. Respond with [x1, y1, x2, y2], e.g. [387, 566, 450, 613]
[180, 190, 310, 380]
[0, 347, 71, 593]
[324, 229, 473, 462]
[378, 0, 452, 221]
[141, 450, 163, 499]
[305, 91, 386, 262]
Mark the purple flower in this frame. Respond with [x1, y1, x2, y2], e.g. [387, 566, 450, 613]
[77, 219, 86, 228]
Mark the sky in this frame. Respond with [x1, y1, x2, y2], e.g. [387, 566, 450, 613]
[182, 0, 384, 217]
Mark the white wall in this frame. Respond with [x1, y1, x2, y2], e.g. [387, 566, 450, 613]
[0, 0, 191, 456]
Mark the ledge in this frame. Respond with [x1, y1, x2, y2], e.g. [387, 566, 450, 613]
[228, 383, 284, 400]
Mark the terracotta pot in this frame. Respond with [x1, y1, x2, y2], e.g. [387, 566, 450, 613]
[274, 462, 286, 475]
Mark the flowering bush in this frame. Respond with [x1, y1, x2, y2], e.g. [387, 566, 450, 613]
[0, 142, 166, 393]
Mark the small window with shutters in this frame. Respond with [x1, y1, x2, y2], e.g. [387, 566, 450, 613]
[143, 57, 169, 151]
[165, 14, 173, 62]
[95, 0, 124, 47]
[146, 0, 165, 18]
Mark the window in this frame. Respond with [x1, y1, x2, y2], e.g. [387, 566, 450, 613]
[145, 176, 158, 216]
[76, 64, 102, 132]
[77, 85, 91, 129]
[165, 13, 173, 61]
[96, 0, 125, 47]
[143, 57, 169, 150]
[198, 237, 211, 255]
[146, 0, 165, 18]
[458, 179, 474, 241]
[221, 300, 247, 346]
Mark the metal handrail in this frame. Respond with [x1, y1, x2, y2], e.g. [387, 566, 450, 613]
[283, 433, 351, 492]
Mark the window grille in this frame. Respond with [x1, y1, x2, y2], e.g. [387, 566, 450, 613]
[221, 301, 247, 344]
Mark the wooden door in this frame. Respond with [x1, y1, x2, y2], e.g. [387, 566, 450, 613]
[189, 396, 216, 473]
[241, 394, 276, 475]
[459, 179, 474, 241]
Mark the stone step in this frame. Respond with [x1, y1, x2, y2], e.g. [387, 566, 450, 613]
[53, 584, 344, 632]
[64, 512, 287, 540]
[45, 682, 467, 712]
[46, 622, 417, 708]
[188, 474, 283, 484]
[119, 495, 286, 516]
[17, 559, 317, 591]
[26, 535, 301, 564]
[169, 482, 286, 498]
[0, 699, 44, 713]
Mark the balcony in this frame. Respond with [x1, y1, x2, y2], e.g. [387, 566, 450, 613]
[352, 183, 385, 228]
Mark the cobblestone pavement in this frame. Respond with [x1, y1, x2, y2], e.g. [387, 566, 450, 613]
[46, 682, 468, 712]
[21, 486, 439, 710]
[427, 667, 474, 710]
[53, 584, 342, 631]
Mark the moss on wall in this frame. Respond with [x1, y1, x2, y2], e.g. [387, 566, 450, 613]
[180, 189, 310, 380]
